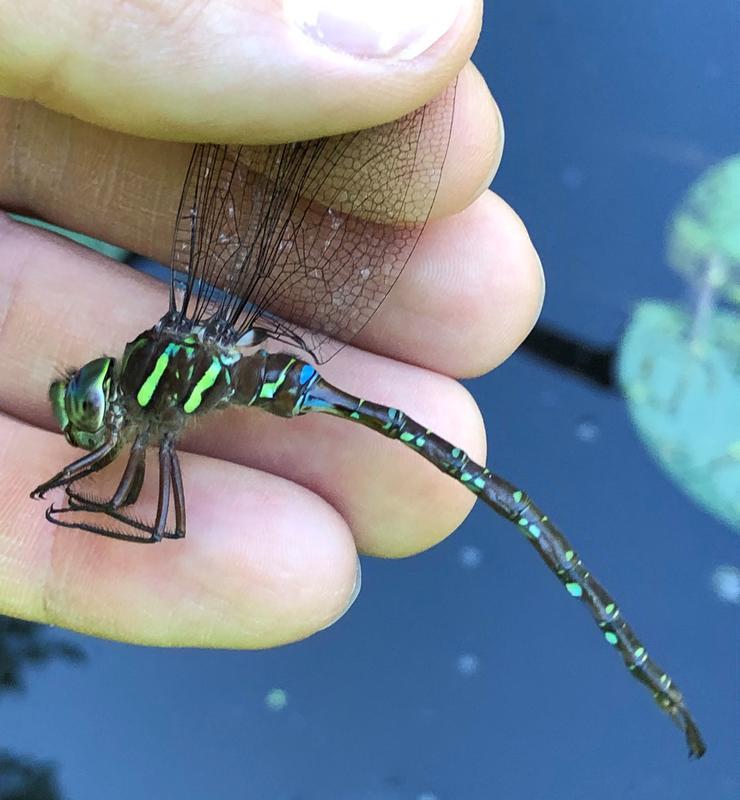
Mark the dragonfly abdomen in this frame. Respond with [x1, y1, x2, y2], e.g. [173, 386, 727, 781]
[239, 349, 706, 758]
[233, 350, 315, 416]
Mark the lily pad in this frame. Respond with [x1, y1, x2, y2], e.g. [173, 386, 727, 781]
[667, 154, 740, 306]
[618, 300, 740, 533]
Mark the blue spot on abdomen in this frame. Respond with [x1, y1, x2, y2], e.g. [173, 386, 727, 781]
[299, 364, 315, 385]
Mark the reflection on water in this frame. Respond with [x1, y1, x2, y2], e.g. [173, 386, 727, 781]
[0, 750, 62, 800]
[0, 617, 83, 692]
[0, 618, 85, 800]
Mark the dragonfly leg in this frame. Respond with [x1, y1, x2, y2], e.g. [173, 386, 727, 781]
[110, 434, 147, 508]
[31, 436, 122, 500]
[145, 437, 174, 543]
[248, 351, 706, 758]
[64, 432, 148, 511]
[44, 434, 184, 543]
[162, 437, 186, 539]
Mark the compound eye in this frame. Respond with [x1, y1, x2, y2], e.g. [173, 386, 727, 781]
[65, 357, 113, 433]
[49, 380, 69, 433]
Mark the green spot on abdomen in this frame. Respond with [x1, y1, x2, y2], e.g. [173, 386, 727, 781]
[604, 631, 619, 646]
[565, 582, 583, 598]
[258, 359, 295, 400]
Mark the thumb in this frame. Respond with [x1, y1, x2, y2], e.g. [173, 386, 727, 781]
[0, 0, 481, 143]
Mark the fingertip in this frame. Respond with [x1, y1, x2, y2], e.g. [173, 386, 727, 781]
[167, 457, 362, 647]
[434, 62, 504, 218]
[357, 190, 545, 377]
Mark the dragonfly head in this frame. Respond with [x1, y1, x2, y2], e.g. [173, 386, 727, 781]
[50, 357, 115, 450]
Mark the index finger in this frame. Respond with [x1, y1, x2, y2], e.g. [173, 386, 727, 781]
[0, 63, 501, 264]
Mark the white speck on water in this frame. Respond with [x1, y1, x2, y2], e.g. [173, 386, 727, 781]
[417, 793, 439, 800]
[265, 688, 288, 711]
[575, 417, 600, 443]
[710, 565, 740, 604]
[458, 545, 482, 569]
[456, 653, 480, 676]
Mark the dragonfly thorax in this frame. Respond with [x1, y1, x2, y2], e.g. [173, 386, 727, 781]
[117, 326, 242, 429]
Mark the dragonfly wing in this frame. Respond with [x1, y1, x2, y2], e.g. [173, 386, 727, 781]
[169, 80, 457, 363]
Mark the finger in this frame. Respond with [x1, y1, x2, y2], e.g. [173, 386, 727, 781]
[0, 179, 533, 397]
[0, 0, 481, 143]
[359, 190, 544, 377]
[0, 62, 501, 243]
[2, 414, 360, 647]
[0, 215, 485, 556]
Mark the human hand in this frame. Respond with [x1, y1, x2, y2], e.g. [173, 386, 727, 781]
[0, 0, 543, 647]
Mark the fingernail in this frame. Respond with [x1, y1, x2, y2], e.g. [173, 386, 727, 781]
[284, 0, 462, 60]
[319, 554, 362, 630]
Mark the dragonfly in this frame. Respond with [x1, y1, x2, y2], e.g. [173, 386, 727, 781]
[30, 80, 705, 759]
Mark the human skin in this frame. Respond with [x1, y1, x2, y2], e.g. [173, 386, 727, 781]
[0, 0, 544, 648]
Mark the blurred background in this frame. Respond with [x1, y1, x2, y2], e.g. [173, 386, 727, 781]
[2, 2, 738, 798]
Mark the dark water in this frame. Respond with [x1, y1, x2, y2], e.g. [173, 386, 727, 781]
[3, 2, 738, 798]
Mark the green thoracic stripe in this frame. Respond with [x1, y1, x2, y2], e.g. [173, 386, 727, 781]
[183, 357, 222, 413]
[137, 343, 177, 407]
